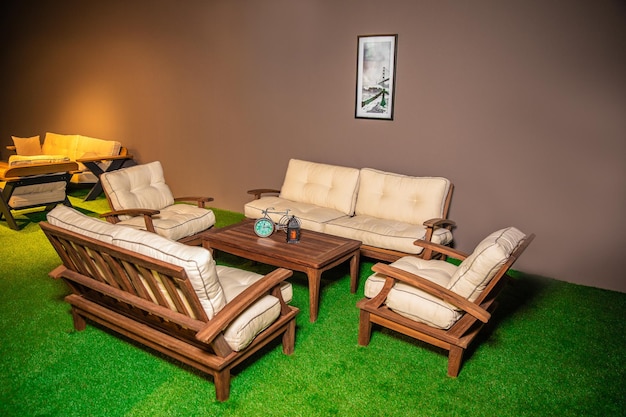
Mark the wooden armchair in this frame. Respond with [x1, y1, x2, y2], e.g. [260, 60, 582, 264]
[357, 227, 534, 377]
[99, 161, 215, 246]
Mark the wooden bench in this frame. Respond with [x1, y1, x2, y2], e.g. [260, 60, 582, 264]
[40, 208, 299, 401]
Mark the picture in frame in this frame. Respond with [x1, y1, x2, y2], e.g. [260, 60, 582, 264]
[355, 34, 398, 120]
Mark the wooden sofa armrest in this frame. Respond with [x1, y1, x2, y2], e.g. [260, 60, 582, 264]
[101, 208, 160, 233]
[174, 196, 214, 208]
[369, 263, 490, 323]
[247, 188, 280, 200]
[195, 268, 294, 343]
[6, 145, 16, 152]
[423, 218, 456, 229]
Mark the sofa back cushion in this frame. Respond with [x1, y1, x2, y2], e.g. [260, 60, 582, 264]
[46, 205, 123, 247]
[46, 205, 226, 320]
[42, 132, 121, 171]
[355, 168, 451, 224]
[101, 161, 175, 213]
[75, 135, 122, 161]
[112, 226, 226, 319]
[279, 159, 361, 216]
[448, 227, 526, 302]
[42, 133, 79, 159]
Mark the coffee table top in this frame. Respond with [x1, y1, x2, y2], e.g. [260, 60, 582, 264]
[202, 219, 361, 269]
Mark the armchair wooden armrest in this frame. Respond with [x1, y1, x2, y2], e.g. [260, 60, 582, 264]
[420, 218, 457, 259]
[6, 145, 16, 152]
[413, 239, 468, 261]
[101, 208, 160, 233]
[369, 263, 490, 323]
[174, 196, 214, 208]
[195, 268, 293, 343]
[247, 188, 280, 200]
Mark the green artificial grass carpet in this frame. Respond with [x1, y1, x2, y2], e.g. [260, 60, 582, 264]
[1, 188, 625, 416]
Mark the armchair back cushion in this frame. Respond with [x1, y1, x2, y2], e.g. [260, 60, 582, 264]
[355, 168, 451, 224]
[279, 159, 360, 216]
[447, 227, 526, 302]
[103, 161, 175, 213]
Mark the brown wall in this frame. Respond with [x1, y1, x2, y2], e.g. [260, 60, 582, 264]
[2, 1, 625, 292]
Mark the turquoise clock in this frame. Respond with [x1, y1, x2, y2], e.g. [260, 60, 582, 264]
[254, 217, 275, 237]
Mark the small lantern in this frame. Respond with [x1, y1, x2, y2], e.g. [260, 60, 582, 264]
[286, 215, 301, 243]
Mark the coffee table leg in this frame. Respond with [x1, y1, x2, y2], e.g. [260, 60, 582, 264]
[306, 268, 322, 323]
[349, 251, 360, 293]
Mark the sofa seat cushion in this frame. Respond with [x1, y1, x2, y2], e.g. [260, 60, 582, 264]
[279, 159, 361, 216]
[356, 168, 451, 224]
[5, 181, 67, 208]
[116, 204, 216, 241]
[448, 227, 525, 302]
[364, 256, 462, 329]
[217, 265, 293, 351]
[325, 215, 453, 254]
[244, 196, 346, 232]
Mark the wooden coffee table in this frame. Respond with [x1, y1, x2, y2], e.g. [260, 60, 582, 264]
[202, 219, 361, 322]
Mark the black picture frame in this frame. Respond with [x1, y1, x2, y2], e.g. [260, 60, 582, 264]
[355, 34, 398, 120]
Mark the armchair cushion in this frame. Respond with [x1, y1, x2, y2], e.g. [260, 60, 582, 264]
[448, 227, 525, 302]
[102, 161, 215, 241]
[12, 135, 42, 156]
[364, 256, 461, 329]
[103, 161, 175, 212]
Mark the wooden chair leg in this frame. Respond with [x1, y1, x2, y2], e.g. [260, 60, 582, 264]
[214, 369, 231, 402]
[358, 310, 373, 346]
[282, 319, 296, 355]
[447, 345, 464, 377]
[71, 308, 87, 331]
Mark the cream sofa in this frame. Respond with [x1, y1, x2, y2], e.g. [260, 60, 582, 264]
[245, 159, 456, 261]
[8, 132, 127, 183]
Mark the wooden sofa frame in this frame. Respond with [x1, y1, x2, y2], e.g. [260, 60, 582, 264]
[0, 160, 79, 230]
[357, 232, 535, 377]
[248, 184, 456, 263]
[40, 221, 299, 401]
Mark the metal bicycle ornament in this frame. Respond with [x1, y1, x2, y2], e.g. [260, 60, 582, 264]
[253, 208, 301, 243]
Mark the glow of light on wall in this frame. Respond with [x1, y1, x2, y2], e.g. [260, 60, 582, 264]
[55, 80, 124, 138]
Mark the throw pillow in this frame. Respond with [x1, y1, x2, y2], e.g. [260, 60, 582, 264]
[12, 135, 42, 156]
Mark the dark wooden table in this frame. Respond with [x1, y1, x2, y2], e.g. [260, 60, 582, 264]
[77, 154, 135, 201]
[202, 219, 361, 322]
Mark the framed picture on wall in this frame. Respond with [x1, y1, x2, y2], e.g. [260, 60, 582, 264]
[355, 34, 398, 120]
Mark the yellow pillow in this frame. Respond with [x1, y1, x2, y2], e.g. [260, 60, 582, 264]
[12, 135, 42, 156]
